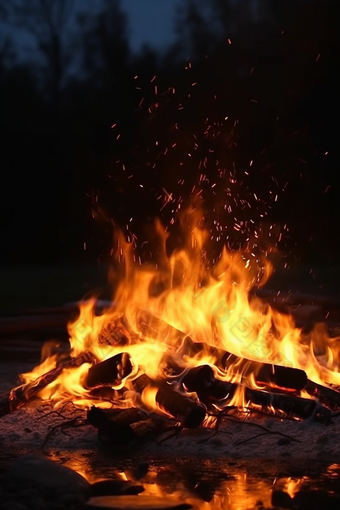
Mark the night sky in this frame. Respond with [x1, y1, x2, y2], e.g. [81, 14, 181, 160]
[0, 0, 339, 273]
[121, 0, 177, 52]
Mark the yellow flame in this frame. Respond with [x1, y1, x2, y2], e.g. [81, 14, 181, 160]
[20, 206, 340, 412]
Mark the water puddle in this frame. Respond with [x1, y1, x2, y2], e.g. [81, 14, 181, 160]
[54, 451, 340, 509]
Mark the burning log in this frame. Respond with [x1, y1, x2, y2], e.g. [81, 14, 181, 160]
[98, 318, 131, 348]
[134, 311, 307, 391]
[0, 351, 96, 417]
[222, 351, 307, 391]
[305, 379, 340, 410]
[244, 387, 330, 421]
[182, 365, 332, 421]
[85, 352, 133, 389]
[182, 337, 307, 391]
[133, 374, 206, 428]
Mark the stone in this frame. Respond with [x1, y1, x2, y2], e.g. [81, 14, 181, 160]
[271, 490, 292, 509]
[4, 454, 90, 503]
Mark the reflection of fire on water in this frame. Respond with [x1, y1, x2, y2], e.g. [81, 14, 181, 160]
[65, 456, 339, 510]
[2, 207, 340, 435]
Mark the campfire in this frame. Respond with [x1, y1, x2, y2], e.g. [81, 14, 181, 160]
[2, 207, 340, 451]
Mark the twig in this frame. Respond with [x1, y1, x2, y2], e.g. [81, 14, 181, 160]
[42, 416, 87, 448]
[237, 430, 301, 446]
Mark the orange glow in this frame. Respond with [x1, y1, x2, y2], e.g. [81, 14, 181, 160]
[20, 206, 340, 416]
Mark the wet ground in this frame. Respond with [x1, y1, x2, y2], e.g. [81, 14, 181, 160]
[2, 447, 340, 509]
[52, 453, 340, 510]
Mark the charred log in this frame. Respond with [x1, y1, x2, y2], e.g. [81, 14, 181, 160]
[182, 365, 331, 421]
[98, 318, 131, 347]
[132, 311, 307, 391]
[305, 379, 340, 410]
[181, 365, 235, 403]
[87, 406, 169, 451]
[181, 337, 307, 391]
[133, 374, 206, 428]
[85, 352, 133, 389]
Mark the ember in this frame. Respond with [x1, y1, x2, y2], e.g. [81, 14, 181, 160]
[2, 207, 340, 451]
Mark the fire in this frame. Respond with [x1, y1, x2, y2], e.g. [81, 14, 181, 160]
[20, 206, 340, 415]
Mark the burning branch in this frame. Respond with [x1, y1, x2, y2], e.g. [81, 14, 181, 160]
[0, 351, 95, 417]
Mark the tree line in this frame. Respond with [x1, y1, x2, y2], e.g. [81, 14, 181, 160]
[0, 0, 338, 265]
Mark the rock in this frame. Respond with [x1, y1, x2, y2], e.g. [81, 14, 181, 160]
[293, 490, 340, 510]
[4, 454, 90, 503]
[271, 490, 292, 509]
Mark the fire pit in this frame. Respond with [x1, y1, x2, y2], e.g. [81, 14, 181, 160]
[2, 209, 340, 509]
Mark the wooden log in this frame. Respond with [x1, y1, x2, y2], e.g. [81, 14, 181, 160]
[97, 317, 131, 348]
[87, 406, 169, 451]
[133, 373, 206, 428]
[220, 349, 307, 390]
[181, 365, 235, 403]
[305, 379, 340, 410]
[182, 365, 331, 421]
[87, 406, 147, 429]
[0, 351, 96, 417]
[179, 337, 307, 391]
[85, 352, 133, 388]
[133, 310, 307, 391]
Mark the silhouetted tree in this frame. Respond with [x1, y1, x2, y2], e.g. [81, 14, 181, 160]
[0, 0, 76, 107]
[78, 0, 129, 91]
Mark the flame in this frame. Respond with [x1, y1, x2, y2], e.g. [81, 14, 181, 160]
[20, 206, 340, 414]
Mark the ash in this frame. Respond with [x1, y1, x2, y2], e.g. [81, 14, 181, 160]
[1, 358, 339, 463]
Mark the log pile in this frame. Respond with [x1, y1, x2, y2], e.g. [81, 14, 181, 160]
[1, 306, 340, 452]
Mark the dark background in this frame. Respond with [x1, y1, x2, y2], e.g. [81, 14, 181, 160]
[0, 0, 339, 310]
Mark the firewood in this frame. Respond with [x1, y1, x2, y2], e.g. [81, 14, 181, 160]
[87, 407, 133, 425]
[181, 365, 235, 403]
[98, 318, 131, 348]
[85, 352, 133, 388]
[87, 406, 170, 451]
[182, 337, 307, 391]
[305, 379, 340, 410]
[220, 350, 307, 390]
[133, 373, 206, 428]
[0, 351, 96, 417]
[244, 387, 330, 421]
[133, 311, 308, 391]
[182, 365, 332, 421]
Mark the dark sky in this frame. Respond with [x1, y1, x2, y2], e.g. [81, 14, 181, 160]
[1, 0, 179, 62]
[121, 0, 177, 52]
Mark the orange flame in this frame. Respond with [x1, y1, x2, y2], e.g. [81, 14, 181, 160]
[21, 206, 340, 412]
